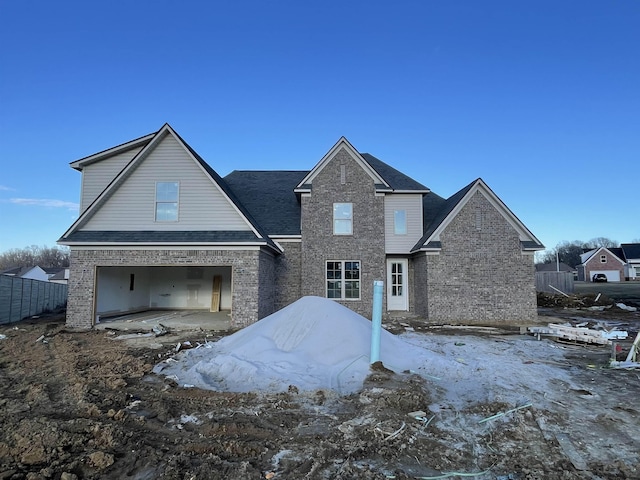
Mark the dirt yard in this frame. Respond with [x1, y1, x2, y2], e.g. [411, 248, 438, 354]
[1, 303, 639, 480]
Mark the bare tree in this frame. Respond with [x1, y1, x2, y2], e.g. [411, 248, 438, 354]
[537, 240, 589, 269]
[536, 237, 625, 269]
[0, 245, 70, 270]
[585, 237, 619, 249]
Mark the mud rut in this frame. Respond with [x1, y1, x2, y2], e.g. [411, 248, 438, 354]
[1, 314, 639, 480]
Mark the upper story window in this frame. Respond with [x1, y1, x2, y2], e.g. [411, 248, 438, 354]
[333, 203, 352, 235]
[394, 210, 407, 235]
[600, 255, 607, 263]
[156, 181, 179, 221]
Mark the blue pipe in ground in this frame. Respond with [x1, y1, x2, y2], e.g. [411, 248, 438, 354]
[370, 280, 384, 364]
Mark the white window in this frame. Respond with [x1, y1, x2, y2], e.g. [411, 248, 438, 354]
[326, 261, 360, 300]
[156, 182, 179, 221]
[333, 203, 352, 235]
[394, 210, 407, 235]
[600, 255, 607, 263]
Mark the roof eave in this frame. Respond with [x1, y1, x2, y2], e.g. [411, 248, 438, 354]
[387, 189, 431, 194]
[69, 133, 155, 171]
[58, 239, 282, 252]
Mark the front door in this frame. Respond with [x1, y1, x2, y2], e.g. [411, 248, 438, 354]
[387, 259, 408, 311]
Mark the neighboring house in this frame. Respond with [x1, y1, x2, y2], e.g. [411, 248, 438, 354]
[43, 267, 64, 280]
[621, 243, 640, 281]
[58, 124, 544, 330]
[577, 247, 626, 282]
[535, 262, 574, 273]
[1, 266, 49, 282]
[535, 262, 577, 281]
[48, 268, 70, 285]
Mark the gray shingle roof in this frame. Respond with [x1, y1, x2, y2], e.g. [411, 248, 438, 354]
[535, 262, 574, 272]
[224, 171, 308, 236]
[609, 247, 626, 263]
[173, 130, 280, 251]
[412, 180, 477, 251]
[422, 191, 447, 230]
[621, 243, 640, 260]
[1, 266, 25, 276]
[361, 154, 429, 191]
[62, 231, 264, 243]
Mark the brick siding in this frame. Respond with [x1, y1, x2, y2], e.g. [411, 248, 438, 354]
[300, 147, 386, 318]
[423, 192, 537, 324]
[66, 248, 273, 329]
[274, 240, 302, 311]
[583, 250, 625, 281]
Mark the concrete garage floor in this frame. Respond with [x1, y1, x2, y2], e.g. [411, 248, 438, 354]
[94, 309, 232, 333]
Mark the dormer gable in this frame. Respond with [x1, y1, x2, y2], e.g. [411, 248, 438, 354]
[294, 137, 391, 193]
[413, 178, 544, 252]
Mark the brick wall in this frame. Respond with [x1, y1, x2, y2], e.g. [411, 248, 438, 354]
[66, 248, 273, 329]
[412, 254, 429, 317]
[300, 147, 386, 318]
[584, 250, 625, 281]
[274, 240, 302, 311]
[257, 250, 276, 321]
[424, 191, 537, 324]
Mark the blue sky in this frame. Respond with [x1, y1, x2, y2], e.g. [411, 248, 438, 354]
[1, 1, 638, 257]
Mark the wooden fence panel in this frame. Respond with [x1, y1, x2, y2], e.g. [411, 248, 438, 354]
[0, 276, 68, 325]
[536, 271, 575, 295]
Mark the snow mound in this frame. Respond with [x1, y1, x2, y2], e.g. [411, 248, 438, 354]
[154, 296, 435, 394]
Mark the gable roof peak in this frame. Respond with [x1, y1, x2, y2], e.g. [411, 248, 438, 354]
[295, 136, 390, 192]
[294, 137, 430, 193]
[412, 177, 544, 252]
[60, 124, 281, 253]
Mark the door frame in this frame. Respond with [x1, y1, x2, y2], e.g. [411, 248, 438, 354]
[386, 258, 408, 311]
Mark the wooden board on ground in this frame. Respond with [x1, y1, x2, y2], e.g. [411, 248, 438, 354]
[211, 276, 221, 312]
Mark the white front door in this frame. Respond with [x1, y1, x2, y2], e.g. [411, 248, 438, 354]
[387, 259, 408, 311]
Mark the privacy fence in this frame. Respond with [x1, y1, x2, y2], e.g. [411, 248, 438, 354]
[0, 276, 68, 325]
[535, 271, 575, 295]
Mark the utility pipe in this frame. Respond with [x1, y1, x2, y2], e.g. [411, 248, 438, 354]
[370, 280, 384, 364]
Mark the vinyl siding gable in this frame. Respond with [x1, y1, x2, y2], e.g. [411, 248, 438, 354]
[80, 146, 144, 212]
[81, 134, 251, 231]
[384, 194, 423, 253]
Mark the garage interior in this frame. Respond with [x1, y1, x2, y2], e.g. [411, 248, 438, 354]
[95, 265, 233, 324]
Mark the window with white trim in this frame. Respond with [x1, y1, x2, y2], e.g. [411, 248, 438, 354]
[156, 182, 179, 221]
[333, 203, 353, 235]
[394, 209, 407, 235]
[600, 255, 607, 263]
[326, 261, 360, 300]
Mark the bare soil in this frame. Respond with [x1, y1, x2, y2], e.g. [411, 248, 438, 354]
[1, 308, 639, 480]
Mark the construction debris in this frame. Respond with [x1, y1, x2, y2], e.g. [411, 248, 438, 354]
[537, 291, 640, 312]
[478, 403, 533, 424]
[610, 331, 640, 369]
[528, 323, 628, 345]
[616, 302, 638, 312]
[152, 323, 169, 336]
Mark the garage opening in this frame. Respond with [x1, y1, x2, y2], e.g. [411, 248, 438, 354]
[95, 265, 233, 321]
[588, 270, 621, 282]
